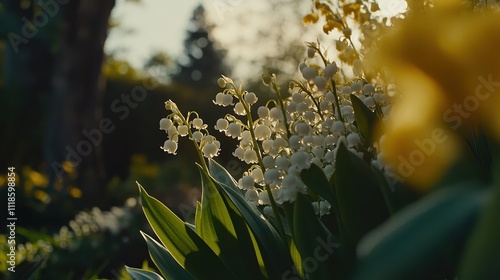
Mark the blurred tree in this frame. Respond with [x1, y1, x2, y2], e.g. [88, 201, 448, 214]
[44, 0, 116, 207]
[0, 0, 116, 207]
[172, 5, 230, 90]
[143, 51, 175, 84]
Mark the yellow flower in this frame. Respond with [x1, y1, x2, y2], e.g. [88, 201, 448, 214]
[372, 5, 500, 188]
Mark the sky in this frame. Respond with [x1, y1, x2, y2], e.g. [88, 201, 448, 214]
[105, 0, 202, 68]
[105, 0, 408, 77]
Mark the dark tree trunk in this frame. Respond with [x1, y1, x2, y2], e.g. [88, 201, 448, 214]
[45, 0, 115, 207]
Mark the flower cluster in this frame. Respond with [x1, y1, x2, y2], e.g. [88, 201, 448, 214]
[159, 40, 394, 217]
[160, 100, 221, 161]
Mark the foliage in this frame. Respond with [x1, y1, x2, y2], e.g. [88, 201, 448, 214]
[123, 1, 500, 279]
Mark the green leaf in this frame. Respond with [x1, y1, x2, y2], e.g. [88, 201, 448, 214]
[350, 94, 378, 145]
[126, 266, 164, 280]
[293, 193, 336, 280]
[141, 232, 196, 280]
[138, 183, 237, 280]
[300, 163, 336, 208]
[300, 164, 343, 237]
[356, 184, 488, 280]
[459, 181, 500, 278]
[208, 159, 296, 279]
[335, 143, 390, 246]
[196, 167, 264, 280]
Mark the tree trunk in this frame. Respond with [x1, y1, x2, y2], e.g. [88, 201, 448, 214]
[45, 0, 115, 207]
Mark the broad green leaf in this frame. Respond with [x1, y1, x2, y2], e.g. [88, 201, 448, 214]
[356, 184, 488, 280]
[196, 167, 263, 280]
[300, 163, 336, 208]
[289, 238, 304, 279]
[300, 164, 343, 237]
[141, 232, 196, 280]
[126, 266, 164, 280]
[293, 193, 335, 280]
[138, 183, 237, 280]
[350, 94, 378, 145]
[459, 177, 500, 278]
[208, 159, 296, 279]
[335, 143, 390, 246]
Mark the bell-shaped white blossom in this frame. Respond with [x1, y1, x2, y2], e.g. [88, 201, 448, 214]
[215, 118, 229, 131]
[161, 140, 177, 154]
[159, 118, 173, 131]
[234, 102, 246, 115]
[244, 92, 258, 105]
[255, 124, 272, 140]
[226, 123, 241, 138]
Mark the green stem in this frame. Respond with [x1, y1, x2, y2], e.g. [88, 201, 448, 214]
[272, 81, 292, 139]
[231, 82, 288, 241]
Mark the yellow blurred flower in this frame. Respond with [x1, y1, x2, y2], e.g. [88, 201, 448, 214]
[372, 5, 500, 188]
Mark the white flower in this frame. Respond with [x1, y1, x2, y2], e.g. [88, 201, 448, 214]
[192, 118, 205, 129]
[288, 135, 302, 149]
[347, 133, 361, 147]
[159, 118, 173, 131]
[325, 91, 336, 103]
[238, 175, 255, 189]
[307, 47, 316, 58]
[314, 76, 326, 91]
[269, 107, 283, 121]
[262, 139, 274, 154]
[226, 123, 241, 138]
[273, 137, 288, 150]
[167, 126, 178, 138]
[245, 189, 259, 205]
[341, 86, 352, 96]
[244, 92, 258, 105]
[324, 63, 338, 80]
[287, 102, 297, 114]
[264, 168, 281, 185]
[304, 111, 316, 122]
[244, 149, 258, 164]
[202, 142, 220, 158]
[191, 131, 203, 142]
[363, 84, 374, 94]
[215, 118, 229, 131]
[234, 102, 246, 115]
[292, 92, 304, 104]
[258, 106, 269, 118]
[353, 59, 363, 76]
[363, 96, 375, 108]
[295, 122, 311, 137]
[325, 150, 336, 162]
[258, 191, 270, 205]
[251, 168, 264, 184]
[297, 102, 309, 114]
[320, 100, 330, 112]
[341, 106, 354, 116]
[223, 94, 234, 106]
[262, 155, 275, 169]
[161, 140, 177, 154]
[299, 62, 308, 71]
[351, 82, 362, 93]
[275, 156, 290, 170]
[255, 124, 271, 140]
[330, 121, 345, 136]
[177, 125, 189, 136]
[290, 151, 310, 170]
[263, 206, 274, 217]
[217, 77, 227, 88]
[301, 66, 317, 81]
[214, 92, 225, 105]
[233, 146, 245, 160]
